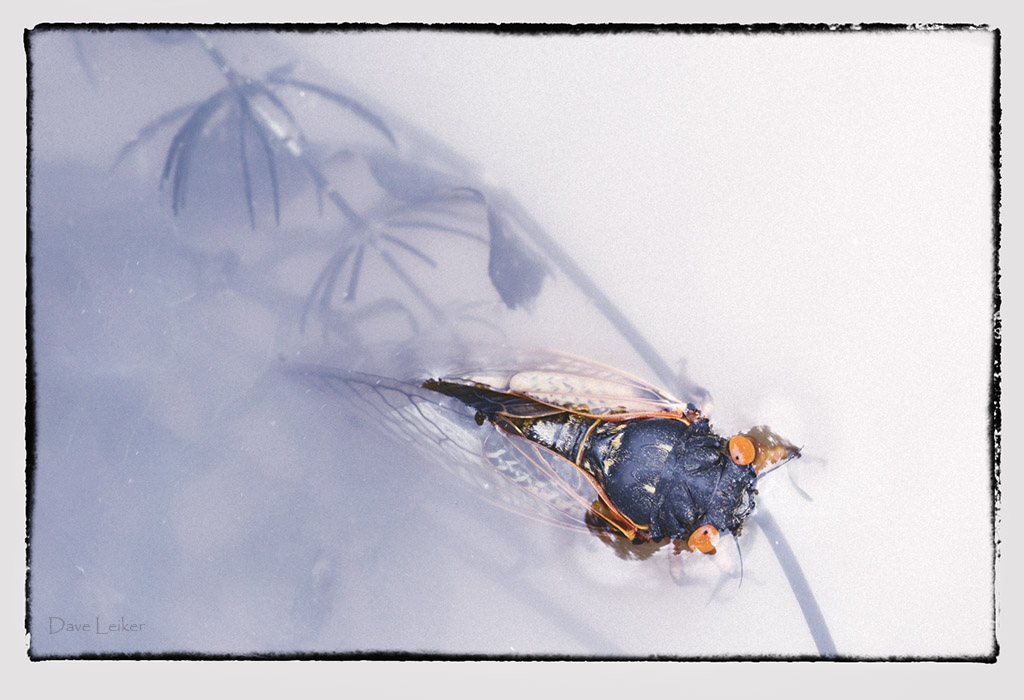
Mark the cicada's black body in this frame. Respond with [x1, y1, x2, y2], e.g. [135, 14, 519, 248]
[582, 418, 757, 541]
[423, 378, 760, 544]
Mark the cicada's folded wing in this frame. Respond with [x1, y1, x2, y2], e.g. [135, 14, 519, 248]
[286, 362, 598, 534]
[438, 350, 704, 422]
[420, 379, 564, 419]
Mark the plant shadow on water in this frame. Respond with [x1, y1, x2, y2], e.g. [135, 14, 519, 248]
[27, 27, 997, 659]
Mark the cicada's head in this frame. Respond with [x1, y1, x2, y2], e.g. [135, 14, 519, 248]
[657, 422, 801, 554]
[645, 420, 755, 546]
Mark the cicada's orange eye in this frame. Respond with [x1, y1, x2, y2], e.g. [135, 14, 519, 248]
[687, 524, 719, 554]
[729, 435, 756, 466]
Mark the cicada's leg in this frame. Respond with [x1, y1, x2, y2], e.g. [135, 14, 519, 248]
[584, 498, 649, 544]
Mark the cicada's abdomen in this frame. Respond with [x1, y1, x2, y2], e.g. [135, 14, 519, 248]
[580, 419, 687, 530]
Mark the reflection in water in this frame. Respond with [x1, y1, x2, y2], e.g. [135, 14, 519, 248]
[28, 28, 995, 659]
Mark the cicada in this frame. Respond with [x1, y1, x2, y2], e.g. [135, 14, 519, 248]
[420, 353, 800, 556]
[291, 350, 800, 559]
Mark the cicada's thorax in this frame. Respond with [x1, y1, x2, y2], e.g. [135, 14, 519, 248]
[499, 412, 758, 541]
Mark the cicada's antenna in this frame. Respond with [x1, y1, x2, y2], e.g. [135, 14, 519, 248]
[788, 468, 814, 501]
[786, 450, 828, 502]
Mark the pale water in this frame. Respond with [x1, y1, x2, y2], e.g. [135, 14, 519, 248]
[27, 28, 996, 658]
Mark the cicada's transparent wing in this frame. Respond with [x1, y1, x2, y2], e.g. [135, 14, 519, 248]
[440, 350, 704, 421]
[483, 430, 655, 539]
[289, 363, 497, 493]
[286, 362, 600, 534]
[478, 430, 599, 532]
